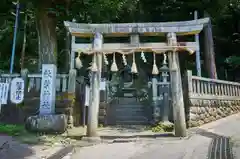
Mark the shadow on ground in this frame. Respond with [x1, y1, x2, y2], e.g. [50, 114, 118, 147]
[0, 125, 85, 159]
[65, 125, 175, 140]
[189, 128, 234, 159]
[0, 135, 35, 159]
[189, 128, 226, 139]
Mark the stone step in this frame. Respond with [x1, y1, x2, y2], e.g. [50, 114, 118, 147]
[115, 108, 145, 113]
[115, 120, 149, 125]
[114, 112, 145, 117]
[115, 115, 149, 121]
[114, 109, 145, 115]
[114, 105, 145, 110]
[112, 98, 139, 105]
[121, 88, 136, 92]
[115, 107, 145, 111]
[112, 107, 144, 112]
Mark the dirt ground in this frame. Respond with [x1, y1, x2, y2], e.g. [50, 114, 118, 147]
[0, 126, 86, 159]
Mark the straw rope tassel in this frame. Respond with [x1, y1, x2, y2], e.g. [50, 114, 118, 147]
[131, 52, 138, 73]
[122, 54, 127, 66]
[103, 53, 109, 65]
[91, 53, 98, 72]
[75, 52, 82, 69]
[152, 52, 159, 75]
[111, 52, 118, 72]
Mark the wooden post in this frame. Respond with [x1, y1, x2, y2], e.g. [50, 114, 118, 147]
[67, 69, 77, 128]
[65, 30, 70, 72]
[186, 70, 193, 95]
[70, 19, 76, 70]
[18, 69, 28, 121]
[204, 12, 217, 79]
[87, 32, 103, 137]
[194, 11, 201, 77]
[20, 68, 29, 97]
[184, 70, 192, 124]
[70, 35, 75, 69]
[167, 32, 187, 137]
[152, 75, 159, 123]
[130, 33, 140, 46]
[130, 33, 140, 65]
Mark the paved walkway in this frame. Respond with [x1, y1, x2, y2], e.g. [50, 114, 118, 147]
[70, 113, 240, 159]
[0, 135, 71, 159]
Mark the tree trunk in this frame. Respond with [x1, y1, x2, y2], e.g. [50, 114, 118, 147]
[64, 31, 70, 72]
[36, 1, 57, 68]
[204, 12, 217, 79]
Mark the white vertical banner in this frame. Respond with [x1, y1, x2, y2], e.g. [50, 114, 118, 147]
[10, 78, 24, 104]
[100, 78, 106, 90]
[39, 64, 57, 115]
[84, 85, 90, 106]
[0, 83, 9, 104]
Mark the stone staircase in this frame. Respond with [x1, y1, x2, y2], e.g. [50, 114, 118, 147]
[107, 89, 151, 125]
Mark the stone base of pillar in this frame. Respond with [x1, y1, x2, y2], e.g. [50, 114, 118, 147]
[81, 136, 101, 143]
[25, 114, 67, 133]
[67, 115, 74, 128]
[153, 103, 161, 124]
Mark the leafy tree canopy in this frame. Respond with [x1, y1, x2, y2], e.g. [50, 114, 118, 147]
[0, 0, 239, 80]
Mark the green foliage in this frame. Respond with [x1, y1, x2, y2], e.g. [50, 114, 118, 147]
[0, 0, 239, 79]
[0, 124, 25, 136]
[98, 124, 104, 128]
[151, 122, 174, 133]
[225, 56, 240, 68]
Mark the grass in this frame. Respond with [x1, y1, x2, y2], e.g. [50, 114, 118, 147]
[0, 124, 79, 145]
[150, 122, 174, 133]
[0, 124, 25, 136]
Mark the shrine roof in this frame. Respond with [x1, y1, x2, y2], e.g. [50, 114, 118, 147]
[64, 18, 209, 37]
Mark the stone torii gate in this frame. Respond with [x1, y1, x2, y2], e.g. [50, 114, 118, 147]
[64, 18, 211, 137]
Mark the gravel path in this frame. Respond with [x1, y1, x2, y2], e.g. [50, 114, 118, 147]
[70, 113, 240, 159]
[1, 114, 240, 159]
[0, 135, 70, 159]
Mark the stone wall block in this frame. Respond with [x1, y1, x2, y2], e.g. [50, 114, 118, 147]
[203, 117, 210, 123]
[199, 113, 205, 120]
[237, 106, 240, 110]
[187, 97, 240, 128]
[217, 109, 224, 116]
[199, 107, 206, 113]
[235, 105, 238, 110]
[189, 100, 193, 107]
[198, 120, 204, 125]
[215, 115, 221, 120]
[189, 121, 198, 127]
[208, 107, 214, 116]
[212, 100, 217, 107]
[189, 113, 198, 121]
[232, 101, 237, 106]
[203, 100, 208, 107]
[235, 106, 239, 111]
[205, 107, 211, 113]
[236, 105, 240, 109]
[218, 100, 223, 106]
[190, 106, 198, 114]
